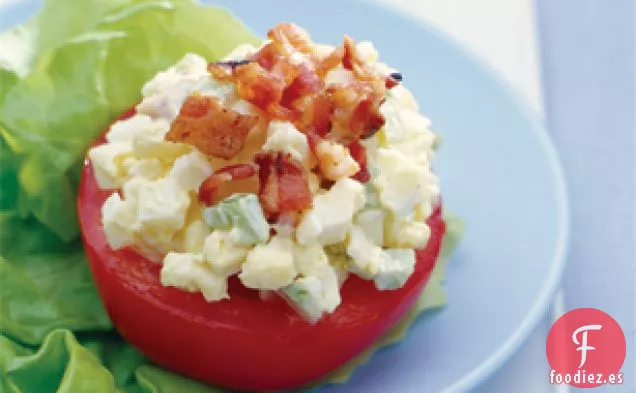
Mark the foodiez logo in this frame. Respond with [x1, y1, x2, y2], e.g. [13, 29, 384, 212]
[546, 308, 626, 388]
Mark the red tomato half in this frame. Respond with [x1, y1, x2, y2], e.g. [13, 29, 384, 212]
[78, 111, 446, 392]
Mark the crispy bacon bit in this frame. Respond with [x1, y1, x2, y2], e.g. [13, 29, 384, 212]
[348, 140, 370, 183]
[207, 64, 233, 82]
[208, 23, 388, 149]
[267, 23, 313, 54]
[343, 35, 384, 83]
[255, 153, 312, 216]
[328, 81, 385, 142]
[316, 46, 344, 77]
[233, 62, 288, 115]
[305, 129, 323, 156]
[281, 64, 322, 108]
[167, 95, 258, 160]
[253, 41, 282, 70]
[350, 94, 385, 139]
[342, 35, 357, 71]
[310, 92, 333, 136]
[199, 164, 259, 205]
[192, 24, 395, 208]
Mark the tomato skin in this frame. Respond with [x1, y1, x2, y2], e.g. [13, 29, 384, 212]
[78, 116, 445, 392]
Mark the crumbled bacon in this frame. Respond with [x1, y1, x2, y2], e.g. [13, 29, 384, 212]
[281, 63, 322, 108]
[328, 81, 385, 142]
[255, 152, 312, 216]
[267, 22, 313, 54]
[304, 128, 323, 157]
[199, 164, 259, 205]
[350, 93, 386, 139]
[190, 23, 404, 214]
[342, 35, 357, 71]
[207, 60, 253, 82]
[292, 91, 333, 137]
[233, 62, 287, 114]
[348, 140, 370, 183]
[166, 95, 257, 160]
[212, 23, 391, 145]
[316, 46, 344, 77]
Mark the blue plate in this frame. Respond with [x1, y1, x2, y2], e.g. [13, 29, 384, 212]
[0, 1, 569, 392]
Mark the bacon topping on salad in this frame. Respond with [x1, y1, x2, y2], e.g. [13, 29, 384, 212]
[255, 152, 313, 217]
[182, 23, 405, 218]
[214, 23, 398, 144]
[199, 164, 259, 206]
[348, 140, 371, 183]
[166, 94, 258, 160]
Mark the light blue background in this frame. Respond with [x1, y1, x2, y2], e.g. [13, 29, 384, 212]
[481, 1, 634, 392]
[539, 1, 634, 392]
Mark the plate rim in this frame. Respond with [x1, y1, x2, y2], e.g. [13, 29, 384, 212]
[349, 1, 571, 391]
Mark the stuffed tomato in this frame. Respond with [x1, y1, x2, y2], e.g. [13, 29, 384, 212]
[78, 23, 445, 392]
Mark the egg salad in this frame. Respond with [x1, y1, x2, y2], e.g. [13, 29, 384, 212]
[89, 23, 440, 322]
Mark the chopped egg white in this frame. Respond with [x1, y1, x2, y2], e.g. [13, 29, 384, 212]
[373, 148, 433, 217]
[203, 230, 250, 276]
[101, 192, 137, 249]
[136, 177, 191, 246]
[168, 150, 213, 191]
[380, 102, 436, 165]
[137, 53, 234, 122]
[123, 158, 166, 181]
[292, 242, 331, 277]
[354, 208, 385, 246]
[262, 121, 310, 164]
[387, 85, 419, 112]
[384, 213, 431, 249]
[132, 117, 189, 161]
[415, 199, 434, 221]
[88, 143, 132, 189]
[374, 249, 416, 290]
[346, 225, 382, 279]
[296, 178, 365, 245]
[106, 114, 153, 144]
[239, 235, 297, 290]
[177, 219, 211, 253]
[161, 252, 229, 301]
[282, 265, 341, 321]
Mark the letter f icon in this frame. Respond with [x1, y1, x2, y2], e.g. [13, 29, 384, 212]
[572, 324, 602, 368]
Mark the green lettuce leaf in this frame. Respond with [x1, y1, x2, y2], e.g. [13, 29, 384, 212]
[0, 249, 112, 346]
